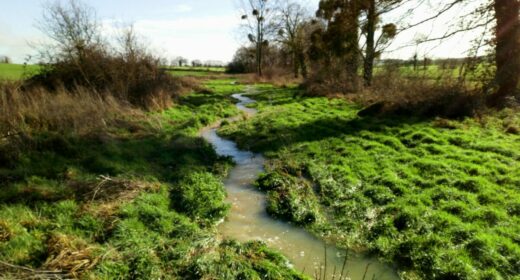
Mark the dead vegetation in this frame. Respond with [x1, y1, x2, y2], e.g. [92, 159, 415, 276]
[26, 48, 186, 111]
[0, 177, 161, 279]
[352, 76, 485, 118]
[0, 221, 11, 242]
[0, 82, 133, 137]
[238, 71, 302, 87]
[43, 234, 101, 278]
[0, 261, 70, 280]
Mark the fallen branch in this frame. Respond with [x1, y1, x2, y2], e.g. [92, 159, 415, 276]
[0, 260, 71, 280]
[90, 175, 114, 202]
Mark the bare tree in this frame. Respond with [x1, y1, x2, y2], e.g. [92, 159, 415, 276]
[172, 56, 188, 67]
[35, 0, 103, 89]
[37, 0, 101, 62]
[277, 1, 311, 78]
[393, 0, 519, 107]
[239, 0, 279, 76]
[192, 60, 203, 67]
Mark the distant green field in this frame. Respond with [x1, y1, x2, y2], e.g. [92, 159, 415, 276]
[168, 70, 217, 77]
[374, 64, 495, 82]
[168, 66, 226, 72]
[164, 66, 226, 77]
[0, 63, 40, 80]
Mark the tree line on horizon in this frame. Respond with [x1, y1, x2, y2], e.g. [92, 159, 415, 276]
[230, 0, 519, 109]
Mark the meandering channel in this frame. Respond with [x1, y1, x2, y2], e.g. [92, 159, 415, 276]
[201, 89, 399, 280]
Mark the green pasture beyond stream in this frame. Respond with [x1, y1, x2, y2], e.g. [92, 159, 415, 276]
[219, 85, 520, 280]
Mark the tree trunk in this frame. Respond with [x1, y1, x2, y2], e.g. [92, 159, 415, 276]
[298, 50, 308, 79]
[293, 52, 299, 78]
[346, 0, 361, 91]
[256, 19, 263, 77]
[256, 41, 263, 76]
[489, 0, 520, 107]
[363, 0, 376, 87]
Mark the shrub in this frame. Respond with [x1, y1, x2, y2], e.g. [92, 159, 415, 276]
[27, 44, 183, 111]
[25, 0, 190, 111]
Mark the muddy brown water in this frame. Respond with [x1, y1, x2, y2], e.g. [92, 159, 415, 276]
[201, 92, 399, 280]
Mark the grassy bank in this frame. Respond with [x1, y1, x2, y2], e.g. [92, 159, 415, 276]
[219, 85, 520, 279]
[0, 79, 306, 279]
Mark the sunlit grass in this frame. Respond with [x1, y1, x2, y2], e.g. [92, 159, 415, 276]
[219, 85, 520, 279]
[0, 64, 40, 80]
[0, 79, 307, 279]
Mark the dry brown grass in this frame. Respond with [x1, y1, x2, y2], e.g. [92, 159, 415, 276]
[0, 82, 135, 138]
[0, 77, 187, 141]
[44, 234, 101, 278]
[76, 176, 161, 204]
[351, 76, 484, 118]
[301, 63, 494, 118]
[77, 177, 162, 233]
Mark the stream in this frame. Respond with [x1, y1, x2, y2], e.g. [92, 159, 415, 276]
[201, 91, 399, 280]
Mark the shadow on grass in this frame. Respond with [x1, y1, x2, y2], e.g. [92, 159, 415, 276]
[226, 114, 429, 153]
[180, 93, 233, 108]
[0, 132, 232, 205]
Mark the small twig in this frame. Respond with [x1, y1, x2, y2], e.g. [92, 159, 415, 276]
[0, 260, 71, 280]
[339, 251, 348, 280]
[323, 242, 328, 280]
[91, 175, 114, 202]
[362, 263, 372, 280]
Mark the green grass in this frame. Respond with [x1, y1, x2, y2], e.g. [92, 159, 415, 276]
[373, 63, 494, 82]
[0, 79, 306, 279]
[0, 63, 40, 80]
[219, 86, 520, 280]
[165, 66, 226, 77]
[169, 66, 226, 72]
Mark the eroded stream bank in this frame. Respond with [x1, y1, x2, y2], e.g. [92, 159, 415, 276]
[201, 90, 399, 280]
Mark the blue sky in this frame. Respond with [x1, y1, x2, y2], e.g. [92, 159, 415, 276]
[0, 0, 485, 64]
[0, 0, 256, 63]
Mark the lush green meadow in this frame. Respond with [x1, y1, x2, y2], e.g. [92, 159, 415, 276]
[0, 64, 40, 80]
[219, 85, 520, 279]
[0, 79, 306, 279]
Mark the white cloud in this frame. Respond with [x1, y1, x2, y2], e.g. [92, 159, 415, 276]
[135, 15, 238, 33]
[101, 14, 241, 62]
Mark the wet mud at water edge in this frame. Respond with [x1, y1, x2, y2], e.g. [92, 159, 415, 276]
[201, 91, 399, 280]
